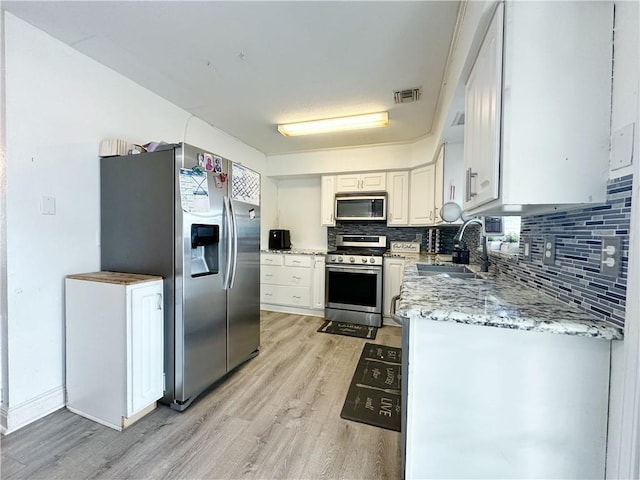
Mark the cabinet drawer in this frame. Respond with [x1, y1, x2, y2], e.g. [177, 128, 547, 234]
[281, 266, 312, 286]
[283, 286, 311, 307]
[260, 284, 279, 303]
[261, 254, 283, 266]
[260, 284, 311, 307]
[260, 265, 280, 284]
[284, 255, 312, 267]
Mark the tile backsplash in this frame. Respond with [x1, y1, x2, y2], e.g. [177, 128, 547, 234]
[328, 223, 460, 253]
[490, 175, 632, 328]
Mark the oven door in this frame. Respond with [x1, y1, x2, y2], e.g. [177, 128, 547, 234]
[325, 264, 382, 313]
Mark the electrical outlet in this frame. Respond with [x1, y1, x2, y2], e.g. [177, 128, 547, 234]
[523, 238, 532, 261]
[601, 237, 621, 277]
[542, 235, 555, 266]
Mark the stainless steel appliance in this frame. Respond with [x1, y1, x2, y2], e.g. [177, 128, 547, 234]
[335, 193, 386, 221]
[100, 143, 261, 411]
[325, 235, 386, 327]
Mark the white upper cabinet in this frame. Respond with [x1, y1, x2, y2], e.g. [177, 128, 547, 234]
[336, 172, 386, 193]
[387, 171, 410, 226]
[435, 143, 465, 224]
[463, 2, 613, 215]
[409, 165, 435, 226]
[320, 175, 336, 226]
[433, 146, 445, 224]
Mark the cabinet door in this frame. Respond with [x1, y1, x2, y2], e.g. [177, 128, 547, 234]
[320, 176, 336, 226]
[336, 174, 362, 192]
[409, 165, 435, 226]
[434, 146, 445, 224]
[361, 172, 386, 191]
[128, 282, 164, 415]
[383, 259, 405, 317]
[387, 171, 409, 226]
[312, 256, 326, 309]
[463, 4, 503, 210]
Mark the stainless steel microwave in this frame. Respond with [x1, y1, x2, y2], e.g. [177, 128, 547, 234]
[335, 193, 387, 221]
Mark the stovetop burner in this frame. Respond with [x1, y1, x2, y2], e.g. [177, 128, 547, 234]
[326, 235, 387, 266]
[328, 247, 387, 256]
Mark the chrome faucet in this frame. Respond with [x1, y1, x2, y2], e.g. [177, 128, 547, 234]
[453, 218, 483, 243]
[453, 217, 491, 272]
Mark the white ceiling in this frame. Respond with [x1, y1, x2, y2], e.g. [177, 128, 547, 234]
[4, 1, 461, 155]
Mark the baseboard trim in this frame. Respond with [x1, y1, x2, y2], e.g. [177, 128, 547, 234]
[1, 386, 65, 435]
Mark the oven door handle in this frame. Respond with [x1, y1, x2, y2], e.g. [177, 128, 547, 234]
[325, 265, 382, 274]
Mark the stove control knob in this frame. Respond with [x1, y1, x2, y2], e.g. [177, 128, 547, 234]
[361, 258, 368, 264]
[369, 257, 376, 264]
[349, 257, 355, 263]
[329, 256, 336, 262]
[338, 257, 344, 263]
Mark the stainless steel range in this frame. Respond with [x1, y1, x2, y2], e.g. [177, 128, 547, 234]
[325, 235, 387, 327]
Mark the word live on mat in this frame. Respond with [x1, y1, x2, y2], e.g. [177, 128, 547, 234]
[340, 342, 401, 431]
[317, 320, 378, 340]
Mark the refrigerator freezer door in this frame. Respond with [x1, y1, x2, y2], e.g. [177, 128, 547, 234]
[175, 146, 229, 407]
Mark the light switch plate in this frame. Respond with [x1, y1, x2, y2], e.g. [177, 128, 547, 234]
[601, 237, 621, 277]
[40, 196, 56, 215]
[542, 235, 555, 266]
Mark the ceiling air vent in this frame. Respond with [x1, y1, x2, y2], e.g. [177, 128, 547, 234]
[393, 87, 421, 104]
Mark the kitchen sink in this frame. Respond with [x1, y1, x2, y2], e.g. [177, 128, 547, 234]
[415, 264, 478, 279]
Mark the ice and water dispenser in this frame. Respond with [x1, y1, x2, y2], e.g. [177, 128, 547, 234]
[190, 224, 219, 277]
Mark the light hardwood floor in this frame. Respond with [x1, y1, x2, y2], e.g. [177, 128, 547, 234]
[1, 312, 402, 479]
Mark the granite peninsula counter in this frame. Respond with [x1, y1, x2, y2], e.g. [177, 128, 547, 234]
[397, 257, 620, 479]
[395, 259, 623, 341]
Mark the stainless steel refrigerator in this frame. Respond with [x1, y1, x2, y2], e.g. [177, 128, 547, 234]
[100, 143, 261, 411]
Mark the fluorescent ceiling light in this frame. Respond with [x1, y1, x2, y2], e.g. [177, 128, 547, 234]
[277, 112, 389, 136]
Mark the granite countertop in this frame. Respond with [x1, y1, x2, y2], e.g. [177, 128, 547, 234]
[396, 258, 623, 341]
[261, 249, 327, 256]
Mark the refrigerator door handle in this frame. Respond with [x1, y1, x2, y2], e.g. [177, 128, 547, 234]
[228, 199, 239, 289]
[223, 196, 233, 290]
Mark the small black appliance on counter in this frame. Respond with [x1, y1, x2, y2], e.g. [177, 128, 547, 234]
[269, 229, 291, 250]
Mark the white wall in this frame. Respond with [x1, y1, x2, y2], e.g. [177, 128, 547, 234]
[275, 177, 326, 250]
[0, 13, 272, 433]
[267, 136, 436, 178]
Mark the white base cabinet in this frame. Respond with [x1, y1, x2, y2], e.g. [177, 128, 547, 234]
[260, 254, 325, 316]
[65, 272, 164, 431]
[383, 257, 405, 318]
[404, 319, 611, 479]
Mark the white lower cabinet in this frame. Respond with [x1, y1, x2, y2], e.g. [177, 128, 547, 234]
[65, 272, 164, 431]
[383, 257, 405, 318]
[260, 253, 325, 315]
[403, 319, 612, 479]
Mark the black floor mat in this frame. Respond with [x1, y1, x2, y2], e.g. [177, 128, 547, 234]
[317, 320, 377, 340]
[340, 342, 402, 431]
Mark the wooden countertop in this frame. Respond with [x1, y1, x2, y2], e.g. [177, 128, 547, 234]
[66, 271, 162, 285]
